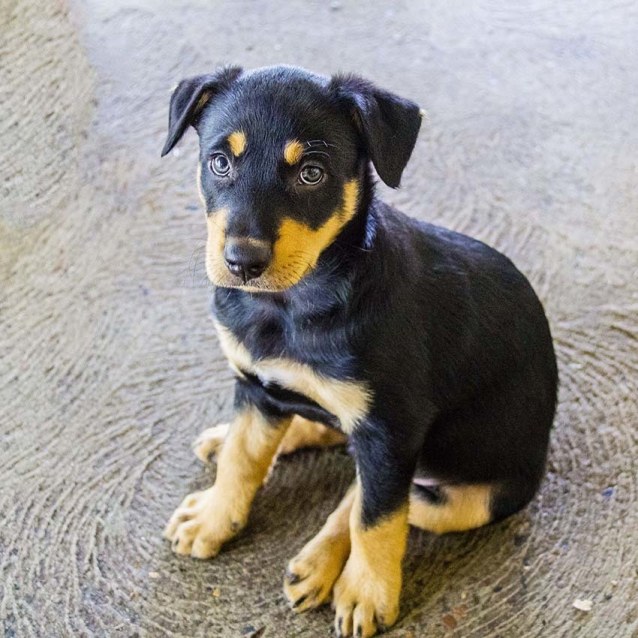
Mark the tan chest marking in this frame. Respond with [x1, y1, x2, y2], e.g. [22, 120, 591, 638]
[215, 323, 370, 434]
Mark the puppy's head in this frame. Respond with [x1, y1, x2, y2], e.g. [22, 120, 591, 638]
[162, 65, 422, 292]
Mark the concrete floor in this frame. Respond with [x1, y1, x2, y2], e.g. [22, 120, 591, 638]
[1, 1, 637, 636]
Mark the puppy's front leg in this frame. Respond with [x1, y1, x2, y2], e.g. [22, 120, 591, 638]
[165, 382, 292, 559]
[333, 424, 416, 638]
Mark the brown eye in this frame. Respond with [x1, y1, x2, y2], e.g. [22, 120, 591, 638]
[209, 153, 231, 177]
[299, 165, 324, 185]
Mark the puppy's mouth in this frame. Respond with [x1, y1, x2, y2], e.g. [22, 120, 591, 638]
[206, 259, 311, 293]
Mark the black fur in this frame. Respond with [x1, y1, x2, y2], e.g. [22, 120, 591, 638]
[235, 371, 339, 428]
[329, 74, 423, 188]
[162, 65, 558, 529]
[161, 66, 242, 157]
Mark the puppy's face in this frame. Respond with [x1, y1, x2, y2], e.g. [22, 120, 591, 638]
[197, 69, 361, 292]
[162, 66, 422, 292]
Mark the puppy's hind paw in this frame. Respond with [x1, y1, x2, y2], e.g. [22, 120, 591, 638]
[193, 423, 230, 463]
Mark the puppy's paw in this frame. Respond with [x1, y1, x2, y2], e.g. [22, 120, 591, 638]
[332, 554, 400, 638]
[193, 423, 230, 463]
[283, 532, 350, 612]
[164, 487, 246, 559]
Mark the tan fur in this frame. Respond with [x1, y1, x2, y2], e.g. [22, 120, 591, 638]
[194, 90, 211, 115]
[215, 322, 371, 433]
[192, 422, 230, 463]
[278, 416, 347, 455]
[408, 484, 493, 534]
[283, 139, 304, 165]
[193, 416, 346, 471]
[271, 180, 360, 286]
[227, 130, 247, 156]
[332, 482, 409, 637]
[280, 481, 494, 636]
[165, 406, 291, 558]
[284, 486, 354, 611]
[205, 208, 237, 287]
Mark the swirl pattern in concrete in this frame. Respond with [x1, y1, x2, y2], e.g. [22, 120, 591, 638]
[1, 1, 637, 636]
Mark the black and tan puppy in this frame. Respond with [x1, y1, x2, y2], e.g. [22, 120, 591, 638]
[161, 65, 558, 637]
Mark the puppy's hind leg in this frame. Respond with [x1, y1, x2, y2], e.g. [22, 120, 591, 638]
[278, 416, 347, 455]
[409, 477, 542, 534]
[194, 415, 346, 464]
[408, 482, 494, 534]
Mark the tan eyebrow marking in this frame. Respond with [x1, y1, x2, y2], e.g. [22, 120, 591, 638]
[283, 140, 304, 165]
[227, 131, 247, 157]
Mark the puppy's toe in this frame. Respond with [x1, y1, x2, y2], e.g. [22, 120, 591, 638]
[164, 490, 206, 540]
[353, 602, 378, 638]
[163, 506, 197, 540]
[193, 423, 230, 463]
[164, 487, 245, 559]
[332, 554, 399, 638]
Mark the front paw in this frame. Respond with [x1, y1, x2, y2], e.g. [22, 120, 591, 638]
[332, 554, 400, 638]
[283, 532, 349, 612]
[164, 487, 245, 559]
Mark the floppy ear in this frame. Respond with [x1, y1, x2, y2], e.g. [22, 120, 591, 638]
[330, 74, 423, 188]
[161, 66, 242, 157]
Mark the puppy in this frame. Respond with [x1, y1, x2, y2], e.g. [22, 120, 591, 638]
[161, 65, 558, 638]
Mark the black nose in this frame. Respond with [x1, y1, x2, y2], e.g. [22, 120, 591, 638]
[223, 238, 272, 283]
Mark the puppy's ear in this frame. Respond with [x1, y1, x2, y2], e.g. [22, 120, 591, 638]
[330, 74, 423, 188]
[161, 66, 242, 157]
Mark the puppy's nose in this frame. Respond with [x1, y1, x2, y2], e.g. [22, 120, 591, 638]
[224, 238, 272, 283]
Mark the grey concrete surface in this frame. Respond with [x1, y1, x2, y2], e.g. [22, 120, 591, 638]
[1, 1, 637, 636]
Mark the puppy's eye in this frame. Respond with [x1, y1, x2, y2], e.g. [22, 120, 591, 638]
[298, 165, 324, 185]
[209, 153, 231, 177]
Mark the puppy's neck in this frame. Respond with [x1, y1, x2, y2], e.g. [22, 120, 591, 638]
[334, 163, 377, 252]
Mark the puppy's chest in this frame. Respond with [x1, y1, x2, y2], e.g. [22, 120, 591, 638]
[214, 319, 371, 433]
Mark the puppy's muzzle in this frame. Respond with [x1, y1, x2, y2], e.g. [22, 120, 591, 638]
[223, 237, 272, 283]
